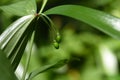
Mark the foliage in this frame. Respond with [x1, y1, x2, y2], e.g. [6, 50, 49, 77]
[0, 49, 17, 80]
[0, 0, 120, 80]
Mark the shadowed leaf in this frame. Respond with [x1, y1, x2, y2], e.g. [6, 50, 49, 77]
[27, 59, 68, 80]
[0, 49, 18, 80]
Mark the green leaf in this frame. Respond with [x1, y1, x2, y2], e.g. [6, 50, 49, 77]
[0, 49, 18, 80]
[0, 0, 37, 16]
[27, 59, 68, 80]
[10, 18, 35, 71]
[44, 5, 120, 39]
[0, 15, 35, 71]
[25, 0, 37, 15]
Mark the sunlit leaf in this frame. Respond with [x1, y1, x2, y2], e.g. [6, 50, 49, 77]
[45, 5, 120, 39]
[27, 59, 68, 80]
[0, 15, 35, 70]
[0, 0, 37, 16]
[0, 49, 18, 80]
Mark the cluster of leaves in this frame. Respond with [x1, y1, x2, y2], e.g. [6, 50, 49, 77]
[0, 0, 120, 80]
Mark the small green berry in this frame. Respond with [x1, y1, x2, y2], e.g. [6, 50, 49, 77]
[56, 33, 61, 43]
[53, 40, 59, 49]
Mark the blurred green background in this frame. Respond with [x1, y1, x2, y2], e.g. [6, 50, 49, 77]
[0, 0, 120, 80]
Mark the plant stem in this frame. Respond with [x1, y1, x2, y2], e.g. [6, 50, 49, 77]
[21, 31, 35, 80]
[40, 13, 59, 42]
[40, 13, 58, 33]
[39, 0, 48, 14]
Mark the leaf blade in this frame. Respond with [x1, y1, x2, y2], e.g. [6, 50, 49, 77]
[0, 50, 18, 80]
[0, 15, 34, 50]
[44, 5, 120, 39]
[0, 0, 37, 16]
[27, 59, 68, 80]
[0, 15, 35, 71]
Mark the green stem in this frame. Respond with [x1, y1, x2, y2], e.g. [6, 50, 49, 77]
[40, 13, 58, 33]
[41, 16, 51, 28]
[39, 0, 48, 14]
[40, 13, 59, 42]
[41, 15, 56, 42]
[21, 31, 35, 80]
